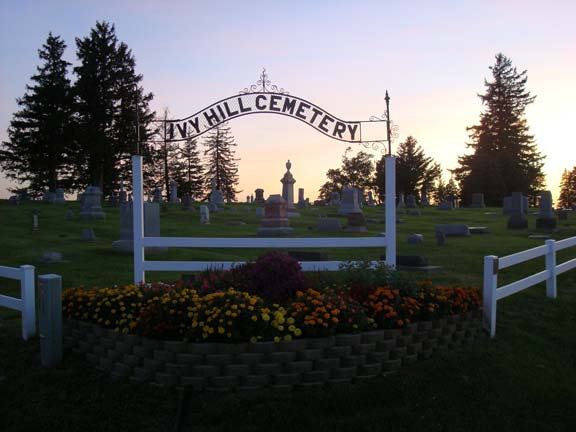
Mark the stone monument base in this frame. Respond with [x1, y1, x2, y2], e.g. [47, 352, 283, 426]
[507, 215, 528, 229]
[257, 227, 294, 236]
[535, 218, 557, 229]
[79, 211, 106, 220]
[111, 240, 167, 254]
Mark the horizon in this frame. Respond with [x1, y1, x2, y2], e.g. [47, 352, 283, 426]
[1, 0, 575, 202]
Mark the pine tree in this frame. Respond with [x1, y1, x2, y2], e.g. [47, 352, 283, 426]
[174, 138, 204, 200]
[202, 123, 240, 201]
[558, 167, 576, 209]
[374, 136, 440, 202]
[453, 53, 545, 206]
[0, 33, 73, 196]
[73, 21, 154, 196]
[318, 148, 374, 202]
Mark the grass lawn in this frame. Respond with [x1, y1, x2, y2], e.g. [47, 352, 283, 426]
[1, 200, 575, 431]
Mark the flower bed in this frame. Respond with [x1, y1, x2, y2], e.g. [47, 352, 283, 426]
[61, 255, 483, 391]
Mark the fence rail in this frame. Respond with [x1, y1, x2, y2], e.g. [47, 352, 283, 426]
[0, 264, 36, 340]
[131, 155, 397, 284]
[483, 237, 576, 337]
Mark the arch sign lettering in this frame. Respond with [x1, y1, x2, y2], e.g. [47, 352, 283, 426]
[132, 70, 397, 285]
[154, 69, 389, 145]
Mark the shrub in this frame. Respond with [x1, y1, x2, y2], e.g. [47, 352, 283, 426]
[240, 251, 305, 304]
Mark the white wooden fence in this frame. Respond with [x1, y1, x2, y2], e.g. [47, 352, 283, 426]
[131, 155, 397, 284]
[0, 264, 36, 340]
[483, 236, 576, 337]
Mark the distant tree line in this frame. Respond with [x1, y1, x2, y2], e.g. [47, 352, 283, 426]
[320, 53, 547, 207]
[0, 22, 240, 201]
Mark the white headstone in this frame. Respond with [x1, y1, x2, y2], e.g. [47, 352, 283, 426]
[200, 205, 210, 224]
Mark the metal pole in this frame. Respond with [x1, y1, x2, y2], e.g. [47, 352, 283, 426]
[385, 90, 391, 156]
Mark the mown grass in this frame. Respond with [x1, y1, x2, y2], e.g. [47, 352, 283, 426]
[0, 200, 575, 431]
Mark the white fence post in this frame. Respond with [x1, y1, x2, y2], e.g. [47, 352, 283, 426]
[483, 255, 498, 337]
[545, 239, 557, 299]
[20, 265, 36, 340]
[132, 155, 145, 285]
[385, 155, 396, 268]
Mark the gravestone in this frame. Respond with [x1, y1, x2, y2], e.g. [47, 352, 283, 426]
[558, 210, 568, 221]
[79, 186, 106, 220]
[317, 218, 341, 232]
[367, 191, 376, 206]
[32, 213, 39, 232]
[170, 180, 179, 204]
[153, 187, 163, 203]
[405, 195, 417, 209]
[397, 193, 406, 209]
[200, 205, 210, 224]
[280, 160, 296, 210]
[536, 191, 557, 229]
[42, 190, 56, 203]
[356, 188, 364, 208]
[254, 188, 265, 205]
[42, 251, 63, 262]
[435, 224, 470, 237]
[329, 191, 340, 206]
[338, 186, 362, 216]
[54, 188, 66, 204]
[8, 195, 19, 206]
[420, 188, 429, 207]
[209, 179, 224, 212]
[182, 194, 193, 211]
[407, 234, 424, 244]
[119, 177, 127, 204]
[345, 212, 367, 233]
[255, 207, 264, 217]
[65, 208, 74, 220]
[297, 188, 307, 210]
[250, 195, 254, 204]
[82, 227, 95, 242]
[435, 231, 445, 246]
[438, 201, 453, 211]
[112, 203, 166, 253]
[507, 192, 528, 229]
[257, 194, 293, 236]
[246, 195, 250, 203]
[470, 193, 486, 208]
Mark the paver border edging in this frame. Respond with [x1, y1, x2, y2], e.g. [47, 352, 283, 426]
[64, 311, 483, 392]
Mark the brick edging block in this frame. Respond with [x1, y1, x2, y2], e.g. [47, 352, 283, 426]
[64, 310, 483, 392]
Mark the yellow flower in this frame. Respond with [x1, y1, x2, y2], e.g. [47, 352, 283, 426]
[273, 336, 281, 343]
[287, 317, 295, 325]
[250, 336, 258, 343]
[251, 315, 258, 322]
[284, 334, 292, 342]
[218, 327, 225, 334]
[294, 328, 302, 337]
[262, 314, 270, 322]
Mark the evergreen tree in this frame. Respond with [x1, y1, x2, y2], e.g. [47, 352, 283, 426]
[558, 167, 576, 209]
[453, 53, 545, 206]
[203, 123, 240, 201]
[73, 21, 154, 196]
[374, 136, 440, 202]
[0, 33, 73, 196]
[175, 138, 204, 200]
[434, 177, 460, 204]
[318, 147, 374, 202]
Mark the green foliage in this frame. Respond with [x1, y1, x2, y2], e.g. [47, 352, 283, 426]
[377, 136, 441, 201]
[558, 167, 576, 209]
[454, 53, 545, 206]
[202, 122, 240, 201]
[318, 147, 374, 202]
[73, 21, 154, 196]
[0, 33, 74, 196]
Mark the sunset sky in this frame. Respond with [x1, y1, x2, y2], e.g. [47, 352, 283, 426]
[1, 0, 575, 202]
